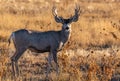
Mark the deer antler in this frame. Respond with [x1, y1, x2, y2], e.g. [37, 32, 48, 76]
[70, 4, 81, 22]
[75, 4, 81, 16]
[52, 6, 57, 17]
[52, 6, 63, 23]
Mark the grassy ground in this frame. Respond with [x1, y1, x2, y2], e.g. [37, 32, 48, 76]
[0, 0, 120, 81]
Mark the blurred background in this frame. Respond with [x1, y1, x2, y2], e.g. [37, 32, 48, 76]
[0, 0, 120, 48]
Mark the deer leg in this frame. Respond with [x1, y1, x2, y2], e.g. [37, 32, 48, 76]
[11, 60, 15, 76]
[52, 50, 59, 75]
[11, 48, 26, 77]
[46, 53, 52, 78]
[14, 48, 26, 76]
[11, 51, 18, 77]
[15, 61, 19, 76]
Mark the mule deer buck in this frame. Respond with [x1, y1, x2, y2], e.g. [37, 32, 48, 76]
[8, 5, 81, 77]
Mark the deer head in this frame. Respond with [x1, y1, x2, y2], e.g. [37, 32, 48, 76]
[52, 5, 81, 32]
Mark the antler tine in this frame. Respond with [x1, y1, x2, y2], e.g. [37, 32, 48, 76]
[52, 6, 57, 17]
[75, 4, 81, 16]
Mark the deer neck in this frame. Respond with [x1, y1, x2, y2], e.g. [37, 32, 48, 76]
[60, 29, 71, 44]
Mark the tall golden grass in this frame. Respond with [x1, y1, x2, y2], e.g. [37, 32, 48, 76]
[0, 0, 120, 81]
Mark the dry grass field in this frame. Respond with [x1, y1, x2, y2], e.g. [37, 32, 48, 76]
[0, 0, 120, 81]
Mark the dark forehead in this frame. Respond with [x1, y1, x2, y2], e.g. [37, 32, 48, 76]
[63, 19, 71, 24]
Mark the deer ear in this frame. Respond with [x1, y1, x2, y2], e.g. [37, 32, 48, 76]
[70, 15, 79, 22]
[69, 5, 81, 22]
[54, 16, 64, 23]
[52, 6, 64, 23]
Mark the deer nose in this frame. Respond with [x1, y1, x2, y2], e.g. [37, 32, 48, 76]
[66, 27, 69, 30]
